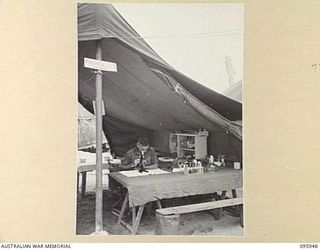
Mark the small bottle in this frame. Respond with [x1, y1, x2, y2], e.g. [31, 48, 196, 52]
[184, 164, 189, 175]
[196, 161, 201, 174]
[209, 155, 214, 163]
[193, 159, 197, 167]
[221, 155, 225, 167]
[209, 155, 214, 167]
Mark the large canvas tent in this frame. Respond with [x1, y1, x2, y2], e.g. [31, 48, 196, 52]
[78, 3, 242, 160]
[78, 102, 108, 149]
[223, 80, 242, 103]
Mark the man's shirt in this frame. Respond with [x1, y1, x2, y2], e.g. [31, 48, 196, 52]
[121, 146, 158, 167]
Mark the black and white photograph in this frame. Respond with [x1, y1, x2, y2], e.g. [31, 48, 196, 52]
[76, 3, 243, 236]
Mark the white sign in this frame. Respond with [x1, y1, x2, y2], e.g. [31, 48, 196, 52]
[84, 57, 117, 72]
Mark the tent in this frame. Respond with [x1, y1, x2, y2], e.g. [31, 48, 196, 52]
[78, 3, 242, 160]
[78, 102, 108, 149]
[223, 80, 242, 103]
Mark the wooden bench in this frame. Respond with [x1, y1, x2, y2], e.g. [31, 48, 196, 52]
[155, 197, 243, 235]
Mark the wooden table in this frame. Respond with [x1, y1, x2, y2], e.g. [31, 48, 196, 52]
[110, 168, 243, 234]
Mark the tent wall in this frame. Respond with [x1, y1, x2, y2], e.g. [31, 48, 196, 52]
[78, 102, 108, 149]
[103, 115, 154, 156]
[208, 131, 242, 161]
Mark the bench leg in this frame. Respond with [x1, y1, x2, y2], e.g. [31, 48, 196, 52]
[155, 212, 180, 235]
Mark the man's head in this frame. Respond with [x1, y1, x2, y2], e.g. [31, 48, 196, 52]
[137, 136, 150, 152]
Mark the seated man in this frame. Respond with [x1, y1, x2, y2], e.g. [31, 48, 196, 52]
[110, 136, 158, 218]
[121, 136, 158, 170]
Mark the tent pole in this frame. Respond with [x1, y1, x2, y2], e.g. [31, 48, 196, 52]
[95, 39, 103, 233]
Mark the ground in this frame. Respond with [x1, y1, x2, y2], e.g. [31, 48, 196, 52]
[76, 171, 244, 236]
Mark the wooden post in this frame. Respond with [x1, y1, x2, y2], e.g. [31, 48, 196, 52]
[95, 40, 103, 233]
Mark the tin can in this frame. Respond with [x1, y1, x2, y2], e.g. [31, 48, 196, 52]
[234, 162, 241, 170]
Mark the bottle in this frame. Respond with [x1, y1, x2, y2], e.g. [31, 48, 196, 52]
[209, 155, 214, 166]
[193, 159, 197, 168]
[221, 155, 225, 167]
[184, 163, 189, 175]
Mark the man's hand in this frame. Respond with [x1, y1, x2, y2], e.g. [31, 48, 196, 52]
[119, 163, 135, 170]
[134, 158, 140, 166]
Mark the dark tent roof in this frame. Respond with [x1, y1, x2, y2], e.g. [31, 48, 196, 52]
[77, 3, 242, 155]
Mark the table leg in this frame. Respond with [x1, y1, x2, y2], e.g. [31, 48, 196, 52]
[232, 189, 240, 217]
[232, 189, 237, 198]
[112, 197, 122, 209]
[132, 204, 145, 235]
[132, 206, 136, 227]
[116, 192, 129, 226]
[213, 192, 219, 201]
[81, 172, 87, 198]
[156, 199, 162, 209]
[239, 204, 244, 227]
[215, 190, 227, 220]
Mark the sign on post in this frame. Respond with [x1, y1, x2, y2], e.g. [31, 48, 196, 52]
[84, 57, 117, 72]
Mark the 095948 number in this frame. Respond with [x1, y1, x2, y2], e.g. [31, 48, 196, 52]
[300, 244, 318, 248]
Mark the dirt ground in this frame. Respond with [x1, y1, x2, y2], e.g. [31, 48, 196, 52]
[76, 172, 244, 236]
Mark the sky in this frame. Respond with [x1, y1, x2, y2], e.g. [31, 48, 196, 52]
[113, 4, 243, 93]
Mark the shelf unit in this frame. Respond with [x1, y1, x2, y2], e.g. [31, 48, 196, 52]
[170, 131, 208, 160]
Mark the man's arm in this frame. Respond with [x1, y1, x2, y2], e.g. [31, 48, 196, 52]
[120, 150, 138, 170]
[144, 163, 158, 170]
[144, 148, 158, 169]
